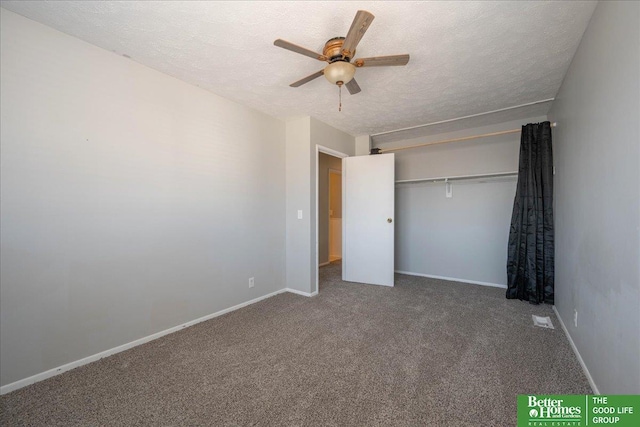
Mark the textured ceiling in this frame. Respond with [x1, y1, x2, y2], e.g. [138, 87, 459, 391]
[1, 1, 597, 136]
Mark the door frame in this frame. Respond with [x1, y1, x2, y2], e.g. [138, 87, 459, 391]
[315, 145, 349, 294]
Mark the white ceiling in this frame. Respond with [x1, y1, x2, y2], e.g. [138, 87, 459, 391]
[1, 1, 597, 136]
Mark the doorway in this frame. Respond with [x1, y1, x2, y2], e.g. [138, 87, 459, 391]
[318, 153, 343, 268]
[315, 146, 348, 293]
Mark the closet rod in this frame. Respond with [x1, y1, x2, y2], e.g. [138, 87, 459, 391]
[379, 122, 557, 154]
[395, 171, 518, 185]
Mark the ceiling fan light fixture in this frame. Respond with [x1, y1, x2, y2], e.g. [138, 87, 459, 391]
[324, 61, 356, 86]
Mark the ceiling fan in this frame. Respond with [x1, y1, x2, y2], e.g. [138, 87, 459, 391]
[274, 10, 410, 108]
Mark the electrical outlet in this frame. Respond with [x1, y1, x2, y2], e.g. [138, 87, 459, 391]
[574, 309, 578, 328]
[249, 277, 254, 288]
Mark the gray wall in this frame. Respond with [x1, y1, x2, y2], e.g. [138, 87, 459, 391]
[380, 117, 546, 286]
[318, 153, 342, 265]
[285, 117, 312, 294]
[355, 135, 370, 156]
[285, 117, 354, 294]
[548, 1, 640, 393]
[0, 10, 286, 388]
[396, 179, 517, 285]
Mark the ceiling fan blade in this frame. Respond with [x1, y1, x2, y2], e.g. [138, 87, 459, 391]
[274, 39, 327, 61]
[354, 54, 410, 67]
[290, 69, 325, 87]
[341, 10, 375, 57]
[345, 79, 361, 95]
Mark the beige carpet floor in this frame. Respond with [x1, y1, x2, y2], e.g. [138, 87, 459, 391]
[0, 261, 591, 426]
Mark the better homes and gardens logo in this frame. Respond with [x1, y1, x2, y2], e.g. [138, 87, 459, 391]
[518, 395, 640, 427]
[524, 395, 582, 425]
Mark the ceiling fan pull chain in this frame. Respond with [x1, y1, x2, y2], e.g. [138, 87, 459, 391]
[339, 84, 342, 112]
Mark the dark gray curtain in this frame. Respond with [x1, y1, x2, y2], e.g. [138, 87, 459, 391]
[506, 121, 554, 304]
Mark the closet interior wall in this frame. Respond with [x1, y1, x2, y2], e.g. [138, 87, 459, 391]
[376, 116, 548, 287]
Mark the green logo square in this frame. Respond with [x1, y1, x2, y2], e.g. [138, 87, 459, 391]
[518, 395, 640, 427]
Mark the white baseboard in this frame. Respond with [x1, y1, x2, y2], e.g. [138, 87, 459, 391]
[395, 270, 507, 289]
[318, 261, 331, 267]
[552, 306, 600, 394]
[0, 288, 288, 395]
[284, 288, 318, 297]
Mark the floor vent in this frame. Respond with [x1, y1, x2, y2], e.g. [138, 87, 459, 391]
[532, 315, 554, 329]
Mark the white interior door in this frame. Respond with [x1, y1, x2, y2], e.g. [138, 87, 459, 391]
[343, 153, 395, 286]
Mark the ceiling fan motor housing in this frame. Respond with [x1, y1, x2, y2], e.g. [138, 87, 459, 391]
[323, 37, 354, 63]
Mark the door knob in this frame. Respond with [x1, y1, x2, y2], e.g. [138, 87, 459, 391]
[387, 218, 393, 223]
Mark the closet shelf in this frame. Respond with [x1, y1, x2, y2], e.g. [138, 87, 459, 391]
[395, 171, 518, 184]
